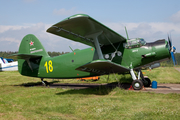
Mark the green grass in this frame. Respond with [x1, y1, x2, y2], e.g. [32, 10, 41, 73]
[143, 67, 180, 83]
[0, 67, 180, 119]
[54, 67, 180, 84]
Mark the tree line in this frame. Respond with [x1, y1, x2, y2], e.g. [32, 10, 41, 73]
[0, 51, 179, 67]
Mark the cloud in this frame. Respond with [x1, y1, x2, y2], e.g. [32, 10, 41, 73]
[1, 20, 180, 52]
[170, 11, 180, 23]
[0, 37, 20, 49]
[105, 22, 180, 40]
[121, 22, 179, 52]
[0, 37, 19, 43]
[0, 25, 30, 33]
[0, 23, 47, 51]
[104, 21, 180, 52]
[53, 8, 83, 16]
[0, 22, 88, 52]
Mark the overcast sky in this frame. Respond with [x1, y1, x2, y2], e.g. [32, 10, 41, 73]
[1, 0, 180, 52]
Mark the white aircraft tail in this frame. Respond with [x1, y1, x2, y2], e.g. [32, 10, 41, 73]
[0, 57, 18, 71]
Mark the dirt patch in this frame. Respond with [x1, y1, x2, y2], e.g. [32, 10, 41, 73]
[142, 84, 180, 94]
[175, 67, 180, 72]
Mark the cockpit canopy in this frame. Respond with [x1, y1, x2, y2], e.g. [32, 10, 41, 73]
[124, 38, 146, 49]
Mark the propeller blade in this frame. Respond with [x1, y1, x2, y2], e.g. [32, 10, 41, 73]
[171, 52, 177, 66]
[168, 34, 177, 66]
[168, 34, 172, 48]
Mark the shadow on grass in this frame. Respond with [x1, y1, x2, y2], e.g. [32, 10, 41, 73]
[13, 78, 132, 95]
[55, 82, 132, 95]
[56, 85, 112, 95]
[14, 80, 60, 87]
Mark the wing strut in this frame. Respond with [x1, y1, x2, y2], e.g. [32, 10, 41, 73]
[86, 31, 104, 59]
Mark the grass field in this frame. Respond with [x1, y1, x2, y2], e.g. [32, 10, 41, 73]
[0, 67, 180, 119]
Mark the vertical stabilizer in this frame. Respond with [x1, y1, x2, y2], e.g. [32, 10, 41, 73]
[18, 34, 49, 77]
[19, 34, 49, 57]
[0, 57, 5, 64]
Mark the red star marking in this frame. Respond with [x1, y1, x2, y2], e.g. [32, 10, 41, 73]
[29, 41, 34, 46]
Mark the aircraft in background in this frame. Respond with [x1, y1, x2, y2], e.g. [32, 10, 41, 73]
[13, 14, 176, 90]
[0, 57, 18, 71]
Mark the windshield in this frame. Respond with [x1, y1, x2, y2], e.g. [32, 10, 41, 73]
[124, 38, 146, 49]
[139, 39, 146, 45]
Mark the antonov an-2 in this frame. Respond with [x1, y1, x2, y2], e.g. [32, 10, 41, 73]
[14, 14, 176, 90]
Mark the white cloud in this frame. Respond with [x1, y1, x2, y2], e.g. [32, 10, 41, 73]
[0, 37, 19, 43]
[0, 37, 20, 47]
[0, 25, 30, 33]
[0, 37, 21, 51]
[104, 21, 180, 52]
[106, 22, 180, 38]
[170, 11, 180, 23]
[53, 8, 83, 16]
[1, 20, 180, 52]
[0, 22, 88, 52]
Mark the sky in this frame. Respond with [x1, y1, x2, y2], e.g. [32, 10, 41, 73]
[1, 0, 180, 52]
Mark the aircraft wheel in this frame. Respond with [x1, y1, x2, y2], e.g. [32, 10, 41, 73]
[143, 78, 151, 87]
[44, 81, 49, 86]
[132, 79, 143, 90]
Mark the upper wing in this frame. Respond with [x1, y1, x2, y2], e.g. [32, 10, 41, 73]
[76, 59, 129, 75]
[47, 14, 126, 47]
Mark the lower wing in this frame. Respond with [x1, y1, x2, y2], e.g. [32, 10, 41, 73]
[76, 60, 129, 75]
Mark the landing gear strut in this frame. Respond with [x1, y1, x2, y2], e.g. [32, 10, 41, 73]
[130, 69, 151, 90]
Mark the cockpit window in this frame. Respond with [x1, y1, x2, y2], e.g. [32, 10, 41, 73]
[139, 39, 146, 45]
[124, 38, 146, 49]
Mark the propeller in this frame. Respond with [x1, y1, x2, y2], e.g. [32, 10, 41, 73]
[168, 35, 177, 66]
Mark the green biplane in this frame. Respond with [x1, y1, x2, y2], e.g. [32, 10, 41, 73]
[14, 14, 176, 90]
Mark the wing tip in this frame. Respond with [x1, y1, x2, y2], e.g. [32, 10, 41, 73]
[68, 14, 89, 19]
[46, 14, 89, 32]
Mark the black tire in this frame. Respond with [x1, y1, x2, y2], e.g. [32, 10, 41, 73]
[132, 79, 143, 90]
[143, 78, 151, 87]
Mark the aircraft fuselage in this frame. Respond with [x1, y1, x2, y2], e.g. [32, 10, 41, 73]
[18, 39, 170, 79]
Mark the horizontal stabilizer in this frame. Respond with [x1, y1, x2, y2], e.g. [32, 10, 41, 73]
[9, 53, 42, 60]
[76, 60, 129, 75]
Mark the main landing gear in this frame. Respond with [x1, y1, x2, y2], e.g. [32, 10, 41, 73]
[132, 80, 143, 90]
[130, 69, 151, 90]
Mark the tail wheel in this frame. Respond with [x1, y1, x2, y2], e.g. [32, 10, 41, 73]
[143, 78, 151, 87]
[43, 81, 49, 86]
[132, 79, 143, 90]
